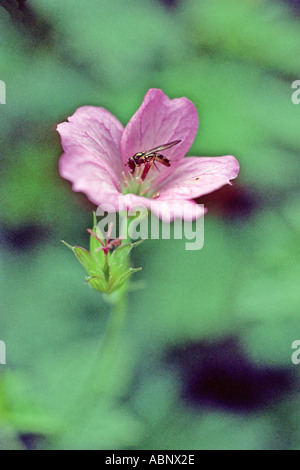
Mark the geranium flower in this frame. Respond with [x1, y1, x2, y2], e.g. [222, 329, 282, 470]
[57, 89, 239, 221]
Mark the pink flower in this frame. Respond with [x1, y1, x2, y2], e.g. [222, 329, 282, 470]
[57, 89, 239, 221]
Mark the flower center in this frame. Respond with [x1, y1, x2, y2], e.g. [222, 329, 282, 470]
[121, 164, 161, 199]
[121, 140, 181, 199]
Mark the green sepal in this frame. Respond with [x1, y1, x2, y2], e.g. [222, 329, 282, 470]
[86, 276, 107, 293]
[61, 240, 74, 251]
[110, 267, 142, 292]
[62, 216, 143, 295]
[110, 242, 132, 266]
[62, 241, 105, 279]
[73, 246, 95, 273]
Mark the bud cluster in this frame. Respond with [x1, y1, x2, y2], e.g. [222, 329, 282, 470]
[63, 215, 142, 295]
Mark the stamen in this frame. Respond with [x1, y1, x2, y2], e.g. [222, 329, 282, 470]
[135, 176, 143, 185]
[140, 186, 151, 196]
[122, 171, 129, 188]
[152, 192, 160, 199]
[135, 167, 143, 178]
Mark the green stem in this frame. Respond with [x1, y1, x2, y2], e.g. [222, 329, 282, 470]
[92, 291, 127, 397]
[58, 290, 127, 440]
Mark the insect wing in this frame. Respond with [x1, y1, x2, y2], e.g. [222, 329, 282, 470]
[147, 140, 181, 154]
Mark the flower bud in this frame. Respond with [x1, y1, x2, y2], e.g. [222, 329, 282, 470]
[62, 216, 142, 295]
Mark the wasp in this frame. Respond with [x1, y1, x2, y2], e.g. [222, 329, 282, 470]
[126, 140, 181, 174]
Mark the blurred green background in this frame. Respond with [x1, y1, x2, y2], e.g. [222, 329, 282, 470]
[1, 0, 300, 450]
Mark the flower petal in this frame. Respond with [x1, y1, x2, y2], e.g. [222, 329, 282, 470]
[59, 149, 121, 206]
[149, 199, 206, 222]
[158, 156, 240, 200]
[120, 89, 198, 167]
[57, 106, 124, 180]
[100, 193, 206, 222]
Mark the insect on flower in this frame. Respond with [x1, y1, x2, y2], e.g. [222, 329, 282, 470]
[125, 140, 182, 175]
[57, 88, 240, 222]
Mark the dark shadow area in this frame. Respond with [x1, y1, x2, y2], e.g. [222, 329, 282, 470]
[0, 0, 54, 45]
[168, 337, 295, 413]
[157, 0, 181, 9]
[18, 433, 46, 451]
[1, 224, 49, 252]
[196, 185, 259, 221]
[282, 0, 300, 14]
